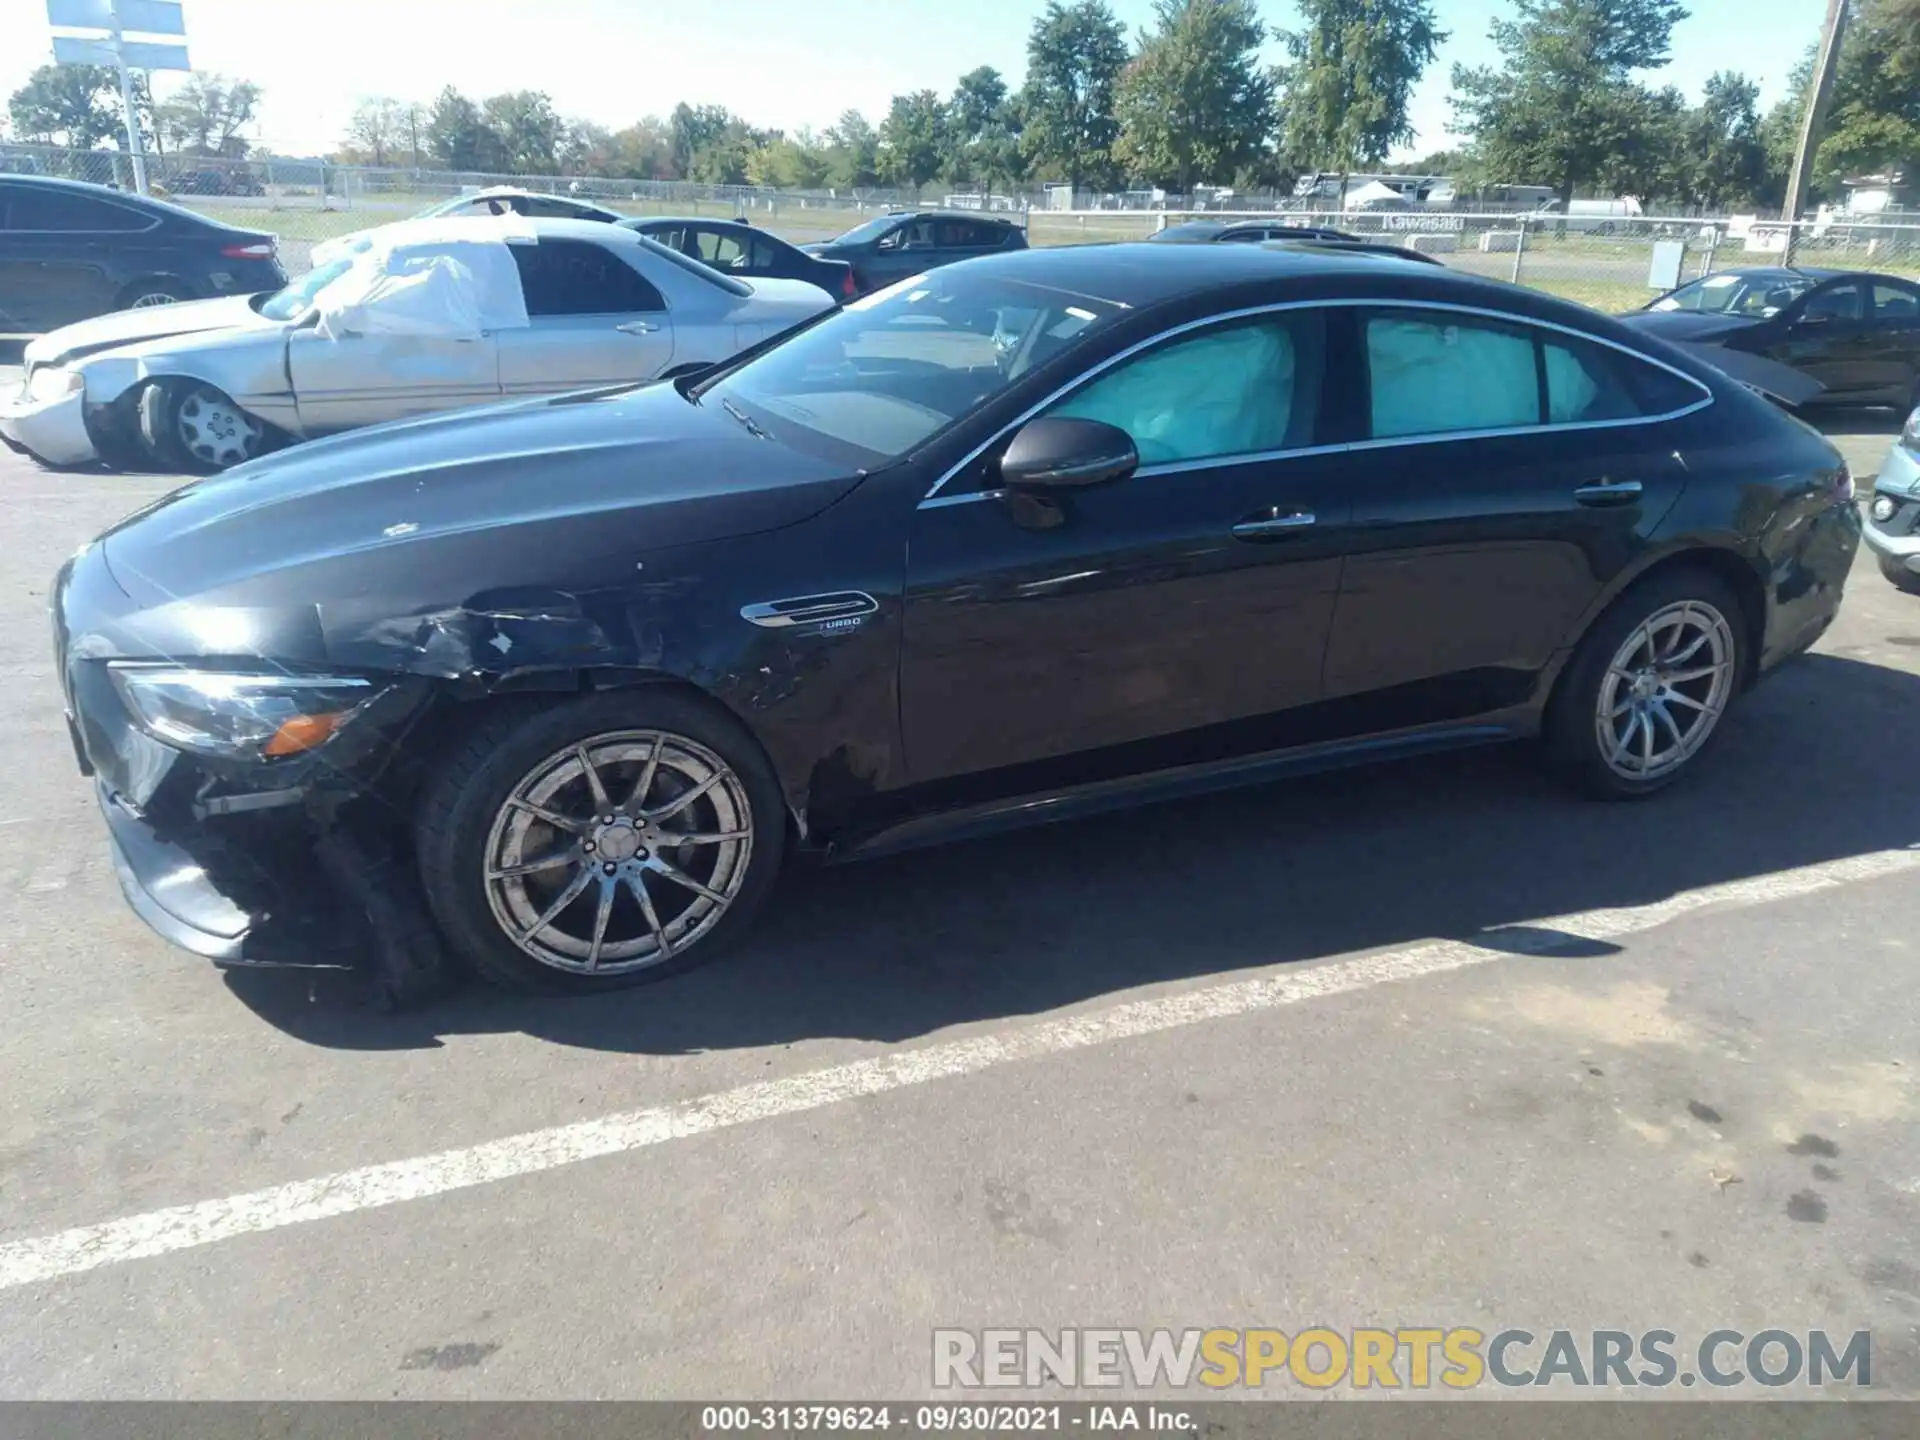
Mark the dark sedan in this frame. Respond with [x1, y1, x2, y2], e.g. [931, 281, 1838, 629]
[53, 245, 1859, 1002]
[1151, 219, 1365, 244]
[1620, 266, 1920, 410]
[0, 175, 284, 333]
[801, 209, 1027, 294]
[621, 216, 858, 301]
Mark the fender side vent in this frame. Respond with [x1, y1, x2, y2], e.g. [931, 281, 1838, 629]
[740, 592, 879, 628]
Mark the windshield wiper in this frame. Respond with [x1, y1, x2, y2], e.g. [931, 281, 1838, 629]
[720, 398, 770, 441]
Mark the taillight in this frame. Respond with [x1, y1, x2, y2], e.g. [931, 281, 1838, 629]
[840, 268, 858, 299]
[220, 241, 276, 260]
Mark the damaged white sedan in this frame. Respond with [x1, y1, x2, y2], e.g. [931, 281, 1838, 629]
[0, 216, 836, 472]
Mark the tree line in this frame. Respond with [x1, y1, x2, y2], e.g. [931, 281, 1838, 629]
[8, 0, 1918, 210]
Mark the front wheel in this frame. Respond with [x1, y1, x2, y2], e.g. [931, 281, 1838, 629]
[415, 691, 787, 993]
[138, 379, 269, 472]
[1545, 568, 1746, 798]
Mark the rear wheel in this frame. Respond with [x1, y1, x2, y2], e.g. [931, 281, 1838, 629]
[116, 279, 190, 311]
[138, 379, 269, 472]
[1546, 568, 1745, 798]
[415, 691, 786, 994]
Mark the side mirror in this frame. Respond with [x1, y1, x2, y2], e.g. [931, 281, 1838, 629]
[999, 417, 1138, 490]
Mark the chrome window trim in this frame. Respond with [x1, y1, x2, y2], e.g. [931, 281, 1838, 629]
[917, 295, 1716, 507]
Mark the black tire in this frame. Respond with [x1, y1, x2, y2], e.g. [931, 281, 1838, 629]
[1879, 554, 1920, 595]
[138, 378, 270, 473]
[415, 689, 787, 994]
[114, 278, 191, 311]
[1545, 566, 1747, 799]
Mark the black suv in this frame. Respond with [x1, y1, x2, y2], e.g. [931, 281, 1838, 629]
[801, 209, 1027, 294]
[0, 175, 285, 333]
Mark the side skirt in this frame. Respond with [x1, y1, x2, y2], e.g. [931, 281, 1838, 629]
[828, 721, 1523, 864]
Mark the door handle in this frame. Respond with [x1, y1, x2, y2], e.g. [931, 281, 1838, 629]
[1232, 509, 1316, 539]
[617, 320, 661, 335]
[1572, 479, 1644, 506]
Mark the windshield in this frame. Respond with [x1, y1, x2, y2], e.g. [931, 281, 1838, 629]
[695, 269, 1120, 465]
[1650, 272, 1816, 317]
[255, 258, 355, 321]
[827, 214, 902, 246]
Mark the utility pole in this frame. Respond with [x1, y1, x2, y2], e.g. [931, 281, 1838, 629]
[1782, 0, 1849, 258]
[107, 0, 149, 193]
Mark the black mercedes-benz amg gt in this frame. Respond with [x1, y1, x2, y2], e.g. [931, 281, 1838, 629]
[53, 244, 1861, 1000]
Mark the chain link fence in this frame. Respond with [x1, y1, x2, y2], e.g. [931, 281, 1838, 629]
[1029, 209, 1920, 313]
[7, 142, 1918, 314]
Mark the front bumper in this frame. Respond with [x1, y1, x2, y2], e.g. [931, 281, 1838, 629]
[1863, 442, 1920, 572]
[0, 383, 97, 467]
[99, 782, 366, 968]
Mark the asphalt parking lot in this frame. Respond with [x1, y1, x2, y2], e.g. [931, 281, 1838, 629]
[1, 379, 1918, 1400]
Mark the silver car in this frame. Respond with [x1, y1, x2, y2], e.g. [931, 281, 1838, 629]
[0, 217, 835, 471]
[1862, 406, 1920, 592]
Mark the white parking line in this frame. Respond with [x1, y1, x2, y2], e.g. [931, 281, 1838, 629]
[1, 844, 1916, 1292]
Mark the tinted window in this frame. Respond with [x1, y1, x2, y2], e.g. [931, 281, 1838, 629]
[1365, 310, 1539, 438]
[693, 228, 750, 266]
[642, 224, 686, 251]
[1873, 281, 1920, 319]
[509, 239, 666, 315]
[1801, 280, 1865, 322]
[881, 220, 937, 252]
[935, 219, 1002, 249]
[1049, 313, 1323, 465]
[4, 186, 153, 232]
[1218, 229, 1267, 243]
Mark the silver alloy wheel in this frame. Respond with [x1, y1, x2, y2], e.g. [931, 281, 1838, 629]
[128, 290, 180, 308]
[175, 387, 265, 469]
[482, 730, 754, 975]
[1593, 600, 1737, 781]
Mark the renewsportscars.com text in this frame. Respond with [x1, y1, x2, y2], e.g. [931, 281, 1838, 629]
[932, 1327, 1873, 1390]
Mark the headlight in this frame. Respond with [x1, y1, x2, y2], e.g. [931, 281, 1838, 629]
[107, 665, 385, 760]
[26, 366, 83, 404]
[1902, 407, 1919, 454]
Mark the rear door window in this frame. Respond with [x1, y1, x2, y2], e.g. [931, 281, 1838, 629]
[693, 228, 750, 267]
[1872, 281, 1920, 320]
[1364, 310, 1540, 438]
[1800, 279, 1866, 323]
[509, 239, 667, 314]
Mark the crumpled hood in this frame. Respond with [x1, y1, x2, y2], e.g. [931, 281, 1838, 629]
[25, 296, 275, 368]
[1615, 310, 1764, 345]
[97, 381, 861, 611]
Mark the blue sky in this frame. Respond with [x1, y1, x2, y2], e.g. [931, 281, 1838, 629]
[0, 0, 1818, 160]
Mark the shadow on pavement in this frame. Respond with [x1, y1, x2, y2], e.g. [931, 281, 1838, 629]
[223, 650, 1920, 1053]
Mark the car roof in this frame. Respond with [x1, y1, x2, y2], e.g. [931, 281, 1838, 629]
[888, 208, 1017, 225]
[0, 171, 258, 230]
[622, 215, 753, 229]
[934, 241, 1658, 345]
[948, 240, 1471, 304]
[1262, 238, 1441, 265]
[1717, 266, 1839, 281]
